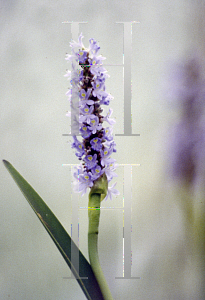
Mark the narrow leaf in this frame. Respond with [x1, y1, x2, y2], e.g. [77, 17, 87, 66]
[3, 160, 104, 300]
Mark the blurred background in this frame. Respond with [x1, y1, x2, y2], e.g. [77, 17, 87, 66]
[1, 0, 205, 299]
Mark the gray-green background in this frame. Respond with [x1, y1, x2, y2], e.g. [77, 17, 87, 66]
[1, 1, 205, 299]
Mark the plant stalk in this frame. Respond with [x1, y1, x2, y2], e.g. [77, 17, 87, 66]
[88, 175, 114, 300]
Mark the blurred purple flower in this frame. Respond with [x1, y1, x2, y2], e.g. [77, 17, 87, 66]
[165, 55, 205, 184]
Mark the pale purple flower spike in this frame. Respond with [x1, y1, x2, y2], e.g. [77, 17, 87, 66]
[65, 33, 119, 199]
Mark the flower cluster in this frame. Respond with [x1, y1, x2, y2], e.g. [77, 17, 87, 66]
[65, 33, 119, 199]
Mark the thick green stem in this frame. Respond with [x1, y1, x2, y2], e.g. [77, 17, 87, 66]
[88, 175, 114, 300]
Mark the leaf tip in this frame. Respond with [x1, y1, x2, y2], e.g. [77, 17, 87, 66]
[2, 160, 12, 171]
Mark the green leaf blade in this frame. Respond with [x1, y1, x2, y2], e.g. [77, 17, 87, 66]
[3, 160, 104, 300]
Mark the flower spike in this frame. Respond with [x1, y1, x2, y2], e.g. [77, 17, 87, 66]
[65, 33, 119, 200]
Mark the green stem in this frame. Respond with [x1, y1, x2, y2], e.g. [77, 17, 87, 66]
[88, 175, 114, 300]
